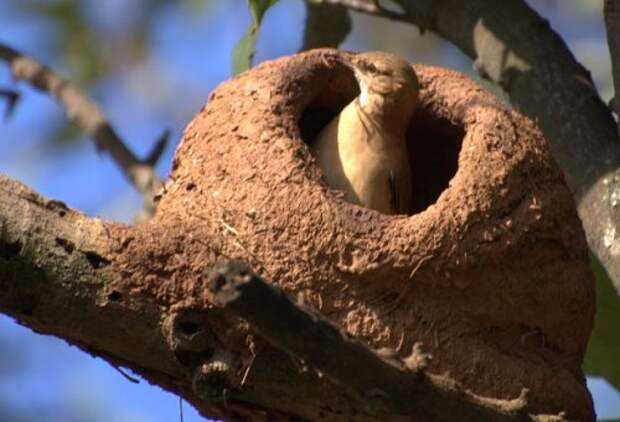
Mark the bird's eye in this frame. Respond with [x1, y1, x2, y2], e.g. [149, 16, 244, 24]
[359, 62, 379, 74]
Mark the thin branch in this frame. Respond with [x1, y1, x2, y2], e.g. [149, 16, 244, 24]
[325, 0, 620, 293]
[0, 88, 20, 119]
[112, 365, 141, 384]
[206, 260, 567, 422]
[320, 0, 409, 22]
[605, 0, 620, 116]
[0, 44, 164, 207]
[145, 129, 170, 166]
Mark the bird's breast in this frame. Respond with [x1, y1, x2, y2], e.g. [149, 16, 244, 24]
[311, 99, 411, 214]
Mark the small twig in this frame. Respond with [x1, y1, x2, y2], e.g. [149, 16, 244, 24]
[145, 129, 170, 166]
[219, 218, 240, 236]
[0, 43, 165, 210]
[320, 0, 408, 22]
[239, 349, 256, 387]
[0, 88, 20, 119]
[205, 260, 560, 422]
[384, 254, 432, 314]
[112, 364, 141, 384]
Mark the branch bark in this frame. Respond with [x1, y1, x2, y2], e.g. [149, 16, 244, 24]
[605, 0, 620, 115]
[0, 173, 575, 421]
[0, 175, 180, 378]
[0, 44, 166, 214]
[0, 175, 229, 419]
[0, 88, 19, 118]
[207, 260, 567, 422]
[326, 0, 620, 292]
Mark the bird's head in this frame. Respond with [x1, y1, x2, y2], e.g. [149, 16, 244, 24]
[344, 51, 419, 113]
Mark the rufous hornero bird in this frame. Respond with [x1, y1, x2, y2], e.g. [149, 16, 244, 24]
[312, 51, 418, 215]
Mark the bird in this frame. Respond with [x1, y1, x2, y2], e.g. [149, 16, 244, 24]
[311, 51, 418, 215]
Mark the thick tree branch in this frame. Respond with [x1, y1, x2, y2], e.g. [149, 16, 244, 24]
[327, 0, 620, 292]
[320, 0, 408, 22]
[0, 176, 178, 377]
[0, 171, 577, 420]
[0, 44, 166, 213]
[605, 0, 620, 115]
[0, 175, 228, 419]
[207, 260, 568, 422]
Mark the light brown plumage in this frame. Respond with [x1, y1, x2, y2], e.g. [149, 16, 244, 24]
[312, 51, 418, 215]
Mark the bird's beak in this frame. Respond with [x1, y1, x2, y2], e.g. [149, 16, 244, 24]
[339, 51, 356, 68]
[340, 52, 364, 84]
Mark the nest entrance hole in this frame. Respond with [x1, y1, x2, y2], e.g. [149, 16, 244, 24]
[298, 67, 464, 215]
[407, 108, 464, 213]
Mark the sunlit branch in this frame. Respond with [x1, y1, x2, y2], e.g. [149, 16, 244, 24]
[0, 43, 166, 216]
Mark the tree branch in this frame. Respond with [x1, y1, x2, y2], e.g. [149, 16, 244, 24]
[0, 175, 223, 418]
[0, 167, 572, 420]
[605, 0, 620, 116]
[327, 0, 620, 292]
[319, 0, 408, 22]
[0, 44, 166, 213]
[207, 260, 568, 422]
[0, 175, 174, 374]
[0, 88, 20, 119]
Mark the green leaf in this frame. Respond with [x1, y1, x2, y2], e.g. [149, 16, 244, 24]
[301, 1, 351, 50]
[583, 253, 620, 391]
[232, 0, 279, 75]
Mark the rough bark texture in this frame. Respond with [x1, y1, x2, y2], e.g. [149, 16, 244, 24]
[606, 0, 620, 115]
[206, 260, 540, 422]
[0, 177, 188, 402]
[0, 49, 595, 420]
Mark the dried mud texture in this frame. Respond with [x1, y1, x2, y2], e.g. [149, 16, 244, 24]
[110, 49, 595, 420]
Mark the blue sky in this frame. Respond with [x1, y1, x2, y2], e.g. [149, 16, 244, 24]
[0, 0, 618, 420]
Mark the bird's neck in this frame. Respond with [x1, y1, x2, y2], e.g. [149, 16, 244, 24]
[356, 89, 414, 137]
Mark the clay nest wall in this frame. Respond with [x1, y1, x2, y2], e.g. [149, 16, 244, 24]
[108, 49, 595, 420]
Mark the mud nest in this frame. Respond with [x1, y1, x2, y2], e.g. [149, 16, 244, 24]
[114, 49, 595, 420]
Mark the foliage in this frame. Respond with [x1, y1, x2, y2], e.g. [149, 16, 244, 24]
[302, 1, 351, 50]
[232, 0, 280, 75]
[584, 254, 620, 391]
